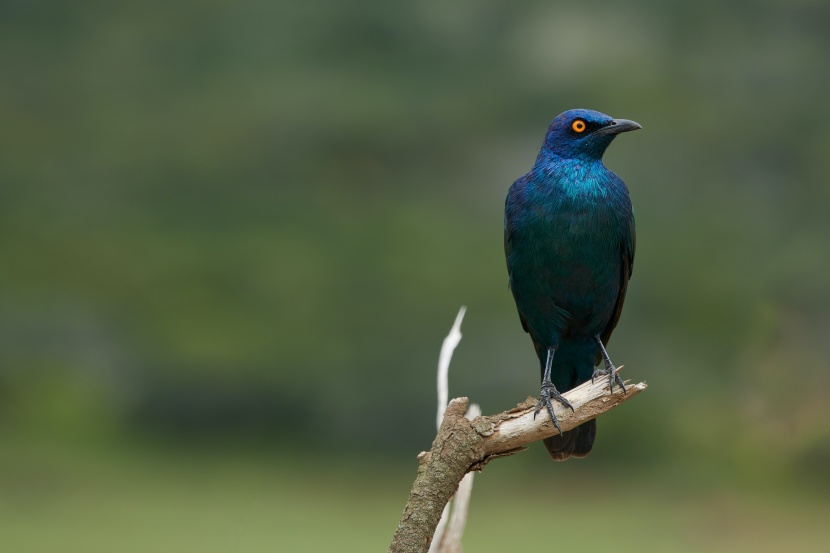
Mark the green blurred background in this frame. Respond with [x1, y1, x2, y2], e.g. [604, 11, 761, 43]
[2, 1, 830, 551]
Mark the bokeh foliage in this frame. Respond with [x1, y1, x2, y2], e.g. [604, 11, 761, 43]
[1, 0, 830, 550]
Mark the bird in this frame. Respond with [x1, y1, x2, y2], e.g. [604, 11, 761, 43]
[504, 108, 640, 460]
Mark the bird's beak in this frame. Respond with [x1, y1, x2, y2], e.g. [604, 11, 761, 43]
[599, 118, 642, 136]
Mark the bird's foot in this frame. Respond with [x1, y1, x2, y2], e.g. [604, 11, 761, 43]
[533, 381, 575, 436]
[592, 364, 626, 394]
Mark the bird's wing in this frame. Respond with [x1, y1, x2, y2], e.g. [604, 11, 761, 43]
[504, 183, 532, 335]
[504, 213, 530, 334]
[598, 214, 636, 355]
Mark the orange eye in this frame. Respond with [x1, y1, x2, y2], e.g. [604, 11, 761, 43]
[572, 119, 586, 133]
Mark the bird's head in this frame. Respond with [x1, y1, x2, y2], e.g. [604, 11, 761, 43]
[539, 108, 641, 162]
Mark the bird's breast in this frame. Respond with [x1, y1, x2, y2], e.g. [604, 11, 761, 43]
[506, 187, 628, 328]
[528, 193, 626, 250]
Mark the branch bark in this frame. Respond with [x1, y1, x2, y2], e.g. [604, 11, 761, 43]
[429, 307, 475, 553]
[388, 374, 647, 553]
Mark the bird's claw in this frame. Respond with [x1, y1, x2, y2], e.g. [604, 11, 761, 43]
[533, 382, 575, 436]
[592, 365, 626, 394]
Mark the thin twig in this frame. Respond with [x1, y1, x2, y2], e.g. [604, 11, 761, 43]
[436, 306, 466, 429]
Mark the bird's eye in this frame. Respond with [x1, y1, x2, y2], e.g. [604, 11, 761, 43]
[572, 119, 586, 133]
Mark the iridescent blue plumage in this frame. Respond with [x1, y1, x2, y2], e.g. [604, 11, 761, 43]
[504, 109, 640, 460]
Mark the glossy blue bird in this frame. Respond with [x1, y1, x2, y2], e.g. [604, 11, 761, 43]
[504, 108, 640, 460]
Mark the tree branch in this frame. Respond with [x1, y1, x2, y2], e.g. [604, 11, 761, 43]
[388, 374, 647, 553]
[429, 307, 475, 553]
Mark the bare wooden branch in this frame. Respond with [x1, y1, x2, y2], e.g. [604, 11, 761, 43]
[388, 374, 647, 553]
[429, 306, 472, 553]
[433, 403, 480, 553]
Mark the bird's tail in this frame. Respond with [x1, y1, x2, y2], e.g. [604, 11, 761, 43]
[535, 341, 598, 461]
[543, 418, 596, 461]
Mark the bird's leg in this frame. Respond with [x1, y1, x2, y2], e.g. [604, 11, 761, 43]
[592, 335, 626, 393]
[533, 346, 574, 435]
